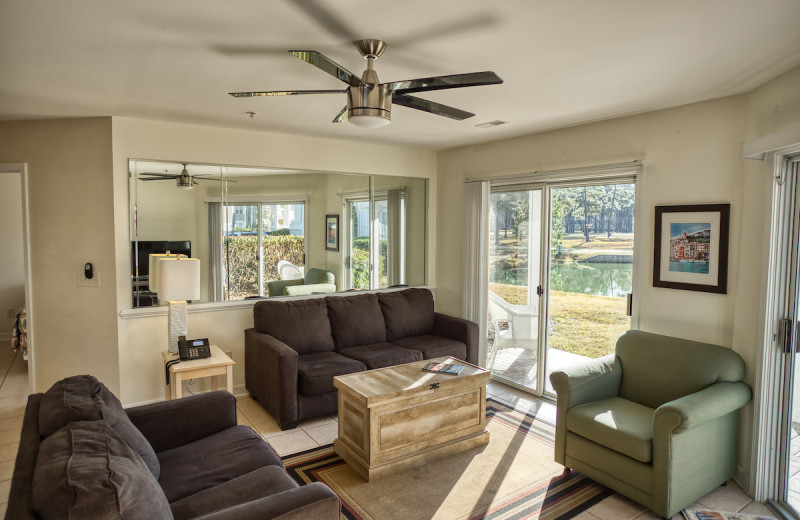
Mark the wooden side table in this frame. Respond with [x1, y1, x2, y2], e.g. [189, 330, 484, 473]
[161, 345, 235, 400]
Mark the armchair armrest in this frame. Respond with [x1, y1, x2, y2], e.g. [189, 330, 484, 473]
[244, 328, 299, 429]
[195, 482, 340, 520]
[125, 391, 236, 453]
[267, 279, 303, 296]
[549, 354, 622, 408]
[549, 354, 621, 466]
[654, 381, 752, 433]
[433, 312, 479, 364]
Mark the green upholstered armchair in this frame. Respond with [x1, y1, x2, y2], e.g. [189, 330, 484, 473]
[549, 330, 751, 518]
[266, 267, 336, 296]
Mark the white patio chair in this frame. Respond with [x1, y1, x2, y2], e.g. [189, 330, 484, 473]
[487, 291, 538, 362]
[277, 260, 304, 280]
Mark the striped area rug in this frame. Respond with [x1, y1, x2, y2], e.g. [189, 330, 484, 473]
[282, 398, 613, 520]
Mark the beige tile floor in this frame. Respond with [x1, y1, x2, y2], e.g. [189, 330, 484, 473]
[0, 342, 778, 519]
[0, 340, 30, 519]
[237, 378, 776, 520]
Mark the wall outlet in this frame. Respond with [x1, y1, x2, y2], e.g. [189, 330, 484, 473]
[77, 269, 100, 287]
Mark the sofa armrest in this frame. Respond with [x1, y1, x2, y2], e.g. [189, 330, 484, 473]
[245, 328, 299, 429]
[6, 394, 42, 520]
[285, 283, 337, 296]
[548, 354, 621, 465]
[654, 381, 752, 434]
[433, 312, 479, 364]
[194, 482, 340, 520]
[125, 391, 237, 453]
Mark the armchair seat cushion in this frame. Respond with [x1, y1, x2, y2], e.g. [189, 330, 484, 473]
[339, 343, 423, 370]
[157, 425, 283, 503]
[567, 397, 654, 463]
[169, 465, 297, 520]
[391, 334, 467, 361]
[297, 352, 367, 396]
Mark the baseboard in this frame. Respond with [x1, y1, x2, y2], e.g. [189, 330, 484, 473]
[734, 465, 751, 496]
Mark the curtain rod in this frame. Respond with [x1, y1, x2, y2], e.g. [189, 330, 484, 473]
[463, 160, 643, 184]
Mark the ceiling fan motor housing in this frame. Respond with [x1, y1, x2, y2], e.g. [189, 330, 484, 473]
[347, 66, 391, 122]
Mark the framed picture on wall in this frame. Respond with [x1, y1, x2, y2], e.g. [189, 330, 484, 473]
[325, 214, 339, 251]
[653, 203, 730, 293]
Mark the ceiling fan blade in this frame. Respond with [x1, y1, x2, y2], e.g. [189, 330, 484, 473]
[332, 106, 348, 123]
[229, 89, 347, 98]
[139, 177, 175, 181]
[288, 50, 360, 85]
[388, 71, 503, 94]
[392, 94, 475, 121]
[293, 0, 358, 41]
[192, 177, 237, 183]
[139, 172, 177, 178]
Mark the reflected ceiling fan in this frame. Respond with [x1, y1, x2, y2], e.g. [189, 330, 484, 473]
[228, 39, 503, 128]
[139, 164, 232, 190]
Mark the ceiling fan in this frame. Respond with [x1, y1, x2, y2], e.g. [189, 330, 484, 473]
[138, 164, 231, 190]
[228, 39, 503, 128]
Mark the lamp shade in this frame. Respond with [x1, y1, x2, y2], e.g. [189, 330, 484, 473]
[148, 253, 178, 292]
[157, 257, 200, 301]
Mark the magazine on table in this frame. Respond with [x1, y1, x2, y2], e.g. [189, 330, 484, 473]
[682, 508, 776, 520]
[422, 362, 465, 375]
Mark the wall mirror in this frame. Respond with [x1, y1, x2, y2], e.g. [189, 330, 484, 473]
[129, 159, 428, 308]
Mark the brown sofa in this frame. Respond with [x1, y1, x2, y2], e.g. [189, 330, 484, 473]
[6, 375, 340, 520]
[245, 288, 478, 430]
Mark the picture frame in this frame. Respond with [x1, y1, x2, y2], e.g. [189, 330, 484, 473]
[653, 204, 730, 294]
[325, 214, 339, 252]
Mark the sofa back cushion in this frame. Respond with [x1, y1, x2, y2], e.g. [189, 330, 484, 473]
[378, 288, 435, 341]
[326, 293, 386, 350]
[38, 375, 160, 479]
[32, 420, 173, 520]
[253, 298, 335, 355]
[616, 330, 747, 409]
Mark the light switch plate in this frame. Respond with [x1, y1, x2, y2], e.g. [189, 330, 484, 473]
[77, 269, 100, 287]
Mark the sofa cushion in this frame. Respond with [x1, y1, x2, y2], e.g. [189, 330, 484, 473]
[297, 351, 367, 396]
[378, 288, 435, 341]
[326, 293, 387, 350]
[566, 397, 655, 463]
[169, 465, 297, 520]
[38, 374, 160, 479]
[253, 298, 335, 355]
[157, 425, 284, 503]
[32, 420, 173, 520]
[339, 343, 423, 370]
[391, 334, 467, 361]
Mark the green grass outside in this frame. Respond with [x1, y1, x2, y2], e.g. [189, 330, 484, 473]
[489, 282, 629, 359]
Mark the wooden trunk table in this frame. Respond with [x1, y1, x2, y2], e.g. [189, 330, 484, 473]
[333, 356, 490, 481]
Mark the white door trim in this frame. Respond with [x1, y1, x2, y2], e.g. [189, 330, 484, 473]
[0, 163, 35, 394]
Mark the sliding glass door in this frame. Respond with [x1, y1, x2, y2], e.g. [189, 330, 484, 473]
[485, 177, 636, 396]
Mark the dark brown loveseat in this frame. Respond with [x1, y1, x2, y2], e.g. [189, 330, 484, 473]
[6, 376, 340, 520]
[245, 288, 478, 430]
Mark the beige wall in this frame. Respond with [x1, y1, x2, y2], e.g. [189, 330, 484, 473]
[0, 172, 25, 335]
[435, 64, 800, 489]
[112, 117, 437, 404]
[0, 118, 119, 393]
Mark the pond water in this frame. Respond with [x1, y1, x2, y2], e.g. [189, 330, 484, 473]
[492, 262, 632, 298]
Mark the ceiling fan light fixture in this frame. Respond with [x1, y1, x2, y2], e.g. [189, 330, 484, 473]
[348, 109, 391, 128]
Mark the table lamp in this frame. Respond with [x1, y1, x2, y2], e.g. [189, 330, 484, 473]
[156, 256, 200, 354]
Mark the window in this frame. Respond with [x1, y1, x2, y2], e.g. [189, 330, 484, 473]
[222, 200, 306, 300]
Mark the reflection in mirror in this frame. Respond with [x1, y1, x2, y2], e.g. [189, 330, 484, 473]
[129, 159, 427, 308]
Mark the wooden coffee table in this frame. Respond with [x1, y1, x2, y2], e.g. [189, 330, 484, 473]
[333, 356, 490, 481]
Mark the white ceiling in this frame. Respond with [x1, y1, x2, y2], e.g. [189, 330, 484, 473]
[2, 0, 799, 151]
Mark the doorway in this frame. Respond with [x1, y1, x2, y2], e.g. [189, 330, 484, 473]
[485, 177, 636, 396]
[0, 163, 33, 395]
